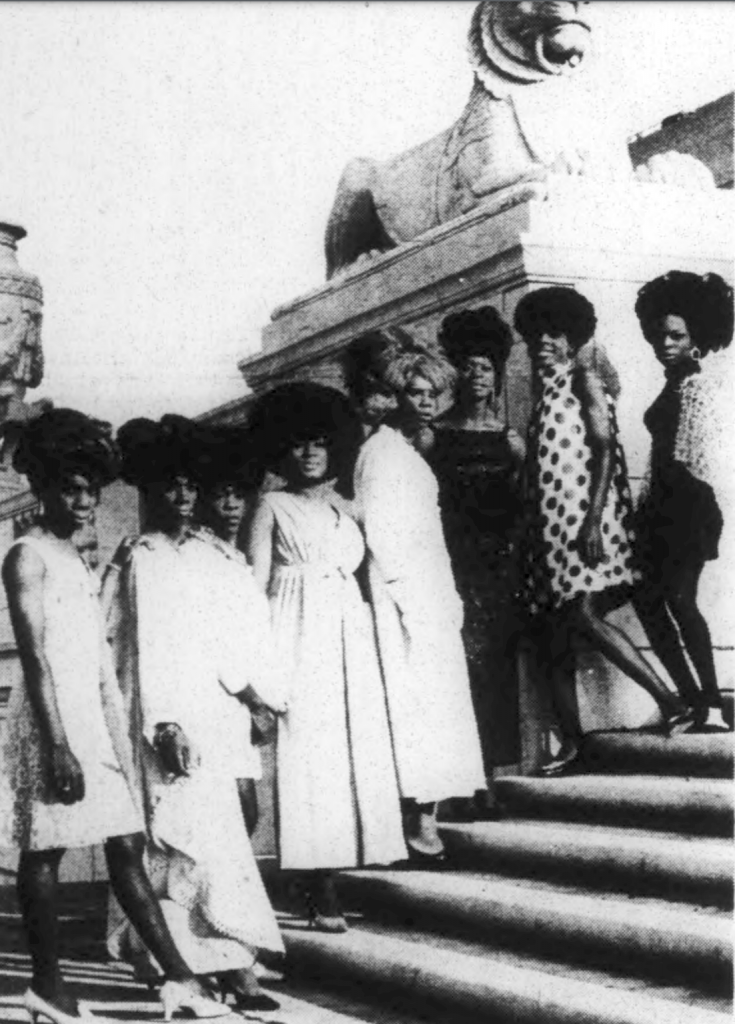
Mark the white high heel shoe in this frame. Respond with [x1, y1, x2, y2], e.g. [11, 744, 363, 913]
[159, 980, 232, 1021]
[24, 989, 94, 1024]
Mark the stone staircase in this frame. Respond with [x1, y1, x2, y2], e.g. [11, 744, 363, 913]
[277, 732, 733, 1024]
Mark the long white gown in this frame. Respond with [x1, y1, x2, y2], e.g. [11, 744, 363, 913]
[196, 526, 287, 781]
[353, 425, 486, 803]
[263, 490, 407, 871]
[0, 535, 141, 852]
[104, 530, 284, 977]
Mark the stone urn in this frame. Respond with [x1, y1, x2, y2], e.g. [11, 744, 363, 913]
[0, 221, 44, 423]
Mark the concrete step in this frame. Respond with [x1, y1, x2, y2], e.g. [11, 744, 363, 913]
[0, 949, 417, 1024]
[283, 917, 732, 1024]
[337, 869, 731, 990]
[581, 732, 733, 778]
[495, 774, 733, 836]
[440, 820, 733, 907]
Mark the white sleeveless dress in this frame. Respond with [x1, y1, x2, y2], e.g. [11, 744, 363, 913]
[0, 534, 141, 851]
[265, 491, 407, 871]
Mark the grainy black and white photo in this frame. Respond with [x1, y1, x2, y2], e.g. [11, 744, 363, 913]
[0, 3, 732, 1024]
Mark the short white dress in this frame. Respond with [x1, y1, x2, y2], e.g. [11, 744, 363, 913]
[0, 534, 141, 851]
[264, 491, 407, 871]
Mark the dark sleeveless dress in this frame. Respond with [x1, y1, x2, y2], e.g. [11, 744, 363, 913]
[430, 427, 522, 771]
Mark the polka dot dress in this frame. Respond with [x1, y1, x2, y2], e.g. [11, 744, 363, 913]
[523, 365, 638, 617]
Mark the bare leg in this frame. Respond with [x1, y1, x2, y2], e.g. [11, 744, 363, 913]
[104, 833, 192, 982]
[632, 585, 702, 708]
[17, 849, 79, 1014]
[236, 778, 259, 838]
[538, 643, 582, 773]
[403, 799, 444, 857]
[569, 593, 681, 716]
[665, 563, 722, 710]
[302, 870, 347, 933]
[310, 872, 342, 917]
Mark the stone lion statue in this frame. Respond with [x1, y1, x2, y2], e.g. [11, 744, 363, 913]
[324, 1, 713, 278]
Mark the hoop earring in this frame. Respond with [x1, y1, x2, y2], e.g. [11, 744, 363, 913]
[690, 346, 702, 363]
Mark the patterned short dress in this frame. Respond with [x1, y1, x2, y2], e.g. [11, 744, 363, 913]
[523, 364, 638, 617]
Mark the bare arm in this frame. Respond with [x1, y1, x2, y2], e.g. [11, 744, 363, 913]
[575, 367, 614, 567]
[245, 497, 275, 594]
[506, 428, 526, 490]
[3, 543, 84, 803]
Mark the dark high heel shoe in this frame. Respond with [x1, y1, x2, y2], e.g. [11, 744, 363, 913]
[538, 741, 581, 777]
[304, 885, 348, 933]
[219, 973, 280, 1013]
[307, 910, 349, 933]
[661, 706, 698, 737]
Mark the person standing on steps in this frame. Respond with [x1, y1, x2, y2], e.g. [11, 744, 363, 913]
[0, 409, 229, 1024]
[103, 414, 283, 1015]
[633, 271, 733, 733]
[195, 424, 287, 840]
[247, 383, 408, 932]
[514, 287, 696, 776]
[351, 345, 486, 863]
[429, 308, 526, 819]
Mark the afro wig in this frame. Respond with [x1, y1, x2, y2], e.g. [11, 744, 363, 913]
[514, 287, 597, 352]
[117, 414, 210, 489]
[439, 306, 513, 390]
[635, 271, 733, 355]
[13, 408, 119, 495]
[246, 381, 361, 489]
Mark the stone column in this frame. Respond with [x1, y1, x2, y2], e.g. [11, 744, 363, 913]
[0, 220, 46, 503]
[0, 222, 44, 413]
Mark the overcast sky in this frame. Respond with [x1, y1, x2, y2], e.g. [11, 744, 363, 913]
[0, 1, 732, 426]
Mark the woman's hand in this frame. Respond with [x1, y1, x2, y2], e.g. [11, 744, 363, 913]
[577, 515, 604, 568]
[155, 723, 198, 777]
[49, 742, 85, 805]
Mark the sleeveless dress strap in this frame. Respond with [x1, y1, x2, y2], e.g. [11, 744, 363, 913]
[10, 535, 53, 564]
[9, 535, 98, 594]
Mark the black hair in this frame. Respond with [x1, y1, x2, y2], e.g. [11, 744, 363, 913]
[197, 425, 264, 494]
[439, 306, 513, 391]
[117, 414, 209, 489]
[635, 271, 733, 355]
[12, 408, 119, 496]
[514, 287, 597, 352]
[247, 382, 361, 493]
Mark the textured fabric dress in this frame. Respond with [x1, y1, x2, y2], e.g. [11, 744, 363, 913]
[637, 365, 726, 571]
[263, 490, 407, 871]
[430, 427, 522, 770]
[0, 535, 141, 852]
[104, 530, 284, 977]
[353, 426, 486, 803]
[523, 365, 638, 617]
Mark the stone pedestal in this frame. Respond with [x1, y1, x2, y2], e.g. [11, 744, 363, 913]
[242, 179, 734, 744]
